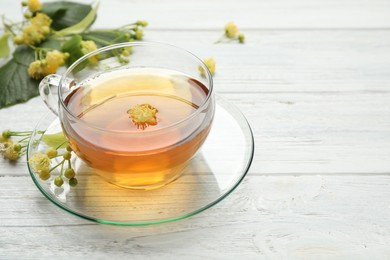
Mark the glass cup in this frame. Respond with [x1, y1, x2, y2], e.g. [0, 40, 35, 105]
[39, 42, 215, 190]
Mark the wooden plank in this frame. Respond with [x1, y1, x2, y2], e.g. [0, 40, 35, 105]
[2, 31, 390, 94]
[143, 30, 390, 93]
[229, 92, 390, 174]
[2, 90, 390, 176]
[2, 0, 390, 29]
[1, 1, 389, 258]
[1, 175, 390, 258]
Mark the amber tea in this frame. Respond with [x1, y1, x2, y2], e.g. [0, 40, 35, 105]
[61, 68, 213, 189]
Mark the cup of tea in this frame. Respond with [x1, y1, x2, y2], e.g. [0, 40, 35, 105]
[39, 42, 215, 189]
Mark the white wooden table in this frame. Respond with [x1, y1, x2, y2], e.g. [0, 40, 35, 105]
[1, 0, 390, 258]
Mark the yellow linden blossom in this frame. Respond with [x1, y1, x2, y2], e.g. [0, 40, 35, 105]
[28, 51, 69, 79]
[27, 0, 43, 12]
[4, 145, 20, 161]
[224, 22, 238, 38]
[80, 40, 98, 62]
[135, 29, 144, 40]
[199, 58, 216, 77]
[28, 60, 46, 79]
[121, 46, 132, 56]
[30, 12, 51, 27]
[128, 104, 158, 130]
[0, 139, 14, 159]
[21, 25, 45, 45]
[28, 151, 51, 174]
[45, 50, 69, 74]
[17, 13, 52, 46]
[0, 135, 9, 144]
[0, 139, 21, 161]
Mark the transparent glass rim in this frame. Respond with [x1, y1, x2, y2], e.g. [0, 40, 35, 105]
[58, 41, 214, 135]
[27, 95, 254, 226]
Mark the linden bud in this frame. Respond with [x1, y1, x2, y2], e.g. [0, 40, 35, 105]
[46, 147, 58, 158]
[122, 47, 132, 56]
[13, 35, 24, 45]
[2, 130, 11, 138]
[39, 169, 51, 181]
[135, 29, 144, 40]
[13, 143, 22, 152]
[24, 12, 32, 19]
[63, 151, 71, 160]
[69, 177, 78, 187]
[238, 33, 245, 43]
[136, 20, 148, 27]
[64, 168, 75, 179]
[54, 176, 64, 187]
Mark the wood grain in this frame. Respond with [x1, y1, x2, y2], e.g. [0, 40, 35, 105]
[2, 175, 390, 258]
[1, 0, 390, 258]
[3, 0, 390, 29]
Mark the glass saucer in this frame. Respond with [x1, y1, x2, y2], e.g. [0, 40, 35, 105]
[27, 95, 254, 225]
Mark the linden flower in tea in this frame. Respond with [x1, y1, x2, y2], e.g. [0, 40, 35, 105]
[128, 104, 158, 130]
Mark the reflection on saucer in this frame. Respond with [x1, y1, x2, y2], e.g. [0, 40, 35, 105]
[67, 153, 220, 223]
[27, 96, 254, 225]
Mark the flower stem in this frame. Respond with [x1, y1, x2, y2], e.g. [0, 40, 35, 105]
[18, 136, 30, 143]
[60, 160, 64, 177]
[55, 140, 68, 150]
[49, 159, 65, 173]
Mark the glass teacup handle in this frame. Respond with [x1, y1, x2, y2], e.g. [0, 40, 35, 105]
[39, 74, 75, 116]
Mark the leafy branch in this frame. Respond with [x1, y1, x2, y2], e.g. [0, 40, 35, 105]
[0, 0, 147, 109]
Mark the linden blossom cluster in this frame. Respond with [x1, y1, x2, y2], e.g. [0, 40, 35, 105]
[0, 129, 77, 187]
[29, 145, 78, 187]
[215, 21, 246, 44]
[5, 0, 148, 81]
[12, 1, 72, 80]
[28, 50, 69, 79]
[224, 22, 245, 43]
[0, 130, 32, 161]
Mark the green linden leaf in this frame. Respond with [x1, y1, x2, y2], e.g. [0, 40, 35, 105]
[0, 33, 10, 59]
[41, 1, 92, 30]
[61, 35, 89, 72]
[0, 46, 39, 108]
[42, 132, 68, 148]
[81, 31, 129, 47]
[39, 37, 62, 50]
[54, 3, 99, 37]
